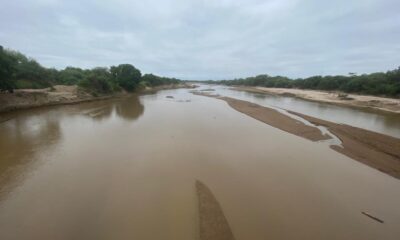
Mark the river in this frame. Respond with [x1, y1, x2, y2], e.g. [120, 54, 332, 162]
[0, 87, 399, 240]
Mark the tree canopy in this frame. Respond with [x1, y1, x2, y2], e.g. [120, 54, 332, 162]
[1, 46, 399, 97]
[205, 68, 400, 98]
[0, 46, 16, 92]
[0, 46, 182, 94]
[110, 64, 141, 92]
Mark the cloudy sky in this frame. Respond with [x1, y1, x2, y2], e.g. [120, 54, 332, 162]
[1, 0, 399, 80]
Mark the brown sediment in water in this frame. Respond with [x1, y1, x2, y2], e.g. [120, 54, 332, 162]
[196, 180, 235, 240]
[289, 111, 400, 179]
[194, 92, 400, 180]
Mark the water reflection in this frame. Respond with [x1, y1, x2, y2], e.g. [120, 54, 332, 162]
[70, 95, 145, 122]
[115, 95, 144, 121]
[0, 94, 145, 199]
[0, 114, 62, 198]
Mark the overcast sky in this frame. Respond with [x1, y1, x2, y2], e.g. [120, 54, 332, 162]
[1, 0, 399, 80]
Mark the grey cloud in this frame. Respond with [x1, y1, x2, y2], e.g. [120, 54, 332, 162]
[0, 0, 399, 80]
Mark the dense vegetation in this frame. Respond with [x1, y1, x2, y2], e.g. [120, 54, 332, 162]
[0, 46, 180, 94]
[2, 45, 399, 97]
[205, 70, 400, 98]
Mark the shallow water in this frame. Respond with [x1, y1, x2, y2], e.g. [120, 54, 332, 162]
[203, 85, 400, 138]
[0, 88, 399, 240]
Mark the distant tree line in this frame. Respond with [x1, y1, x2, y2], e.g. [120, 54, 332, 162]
[205, 70, 400, 98]
[0, 46, 180, 94]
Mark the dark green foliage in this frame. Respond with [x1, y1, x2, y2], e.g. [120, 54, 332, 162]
[0, 46, 182, 94]
[5, 49, 52, 89]
[208, 68, 400, 98]
[110, 64, 141, 92]
[141, 74, 180, 87]
[78, 68, 113, 94]
[56, 67, 86, 85]
[0, 46, 16, 92]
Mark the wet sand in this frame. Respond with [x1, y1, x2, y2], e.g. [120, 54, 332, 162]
[290, 112, 400, 179]
[196, 180, 235, 240]
[234, 86, 400, 114]
[195, 92, 400, 180]
[194, 92, 330, 142]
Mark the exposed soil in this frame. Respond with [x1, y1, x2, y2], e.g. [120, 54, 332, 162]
[0, 84, 195, 113]
[0, 85, 114, 113]
[196, 180, 235, 240]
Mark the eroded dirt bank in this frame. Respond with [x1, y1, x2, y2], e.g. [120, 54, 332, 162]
[234, 86, 400, 114]
[0, 85, 119, 113]
[0, 84, 194, 113]
[195, 92, 400, 180]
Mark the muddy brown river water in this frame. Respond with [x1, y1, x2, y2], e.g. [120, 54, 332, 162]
[0, 87, 399, 240]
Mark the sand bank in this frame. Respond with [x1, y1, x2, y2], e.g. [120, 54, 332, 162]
[234, 86, 400, 114]
[194, 92, 400, 180]
[196, 180, 235, 240]
[219, 96, 331, 141]
[193, 92, 330, 142]
[290, 111, 400, 179]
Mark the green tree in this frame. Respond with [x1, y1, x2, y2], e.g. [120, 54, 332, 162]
[5, 49, 52, 89]
[56, 67, 86, 85]
[110, 64, 141, 91]
[0, 46, 16, 92]
[79, 67, 113, 94]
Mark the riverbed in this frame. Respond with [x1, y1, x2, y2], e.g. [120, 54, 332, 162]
[0, 87, 399, 239]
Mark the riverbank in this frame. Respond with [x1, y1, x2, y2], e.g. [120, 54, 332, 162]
[234, 86, 400, 114]
[0, 83, 194, 114]
[194, 92, 400, 180]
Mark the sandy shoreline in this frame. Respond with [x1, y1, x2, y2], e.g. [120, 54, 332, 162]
[234, 86, 400, 114]
[194, 92, 400, 180]
[0, 84, 193, 114]
[196, 180, 235, 240]
[219, 96, 330, 142]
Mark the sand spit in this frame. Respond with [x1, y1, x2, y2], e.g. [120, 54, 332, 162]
[234, 86, 400, 114]
[290, 112, 400, 179]
[193, 92, 330, 142]
[196, 180, 235, 240]
[194, 92, 400, 180]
